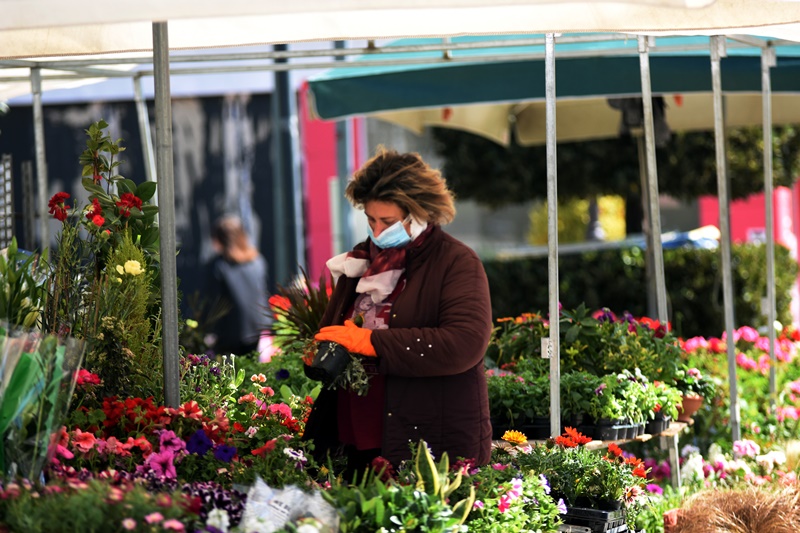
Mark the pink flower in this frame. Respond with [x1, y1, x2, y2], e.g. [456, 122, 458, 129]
[683, 337, 709, 353]
[736, 352, 757, 371]
[162, 519, 185, 531]
[72, 428, 97, 453]
[158, 430, 187, 454]
[144, 512, 164, 524]
[737, 326, 760, 343]
[121, 518, 136, 530]
[146, 449, 177, 479]
[497, 494, 511, 513]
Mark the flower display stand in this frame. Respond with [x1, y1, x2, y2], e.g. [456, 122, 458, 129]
[560, 506, 627, 533]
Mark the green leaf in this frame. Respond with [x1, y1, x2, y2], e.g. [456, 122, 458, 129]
[81, 178, 105, 196]
[117, 178, 136, 195]
[135, 181, 157, 202]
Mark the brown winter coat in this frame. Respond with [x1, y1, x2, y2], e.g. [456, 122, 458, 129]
[303, 225, 493, 466]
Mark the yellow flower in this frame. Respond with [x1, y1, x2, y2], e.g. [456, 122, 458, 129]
[502, 429, 528, 445]
[124, 260, 144, 276]
[185, 319, 198, 329]
[115, 277, 123, 283]
[116, 265, 124, 275]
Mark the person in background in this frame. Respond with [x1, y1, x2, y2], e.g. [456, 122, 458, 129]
[305, 146, 493, 479]
[206, 215, 271, 356]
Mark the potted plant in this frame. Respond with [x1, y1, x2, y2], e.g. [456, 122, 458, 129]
[585, 374, 625, 440]
[672, 365, 717, 422]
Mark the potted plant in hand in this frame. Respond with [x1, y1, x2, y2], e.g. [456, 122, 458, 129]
[672, 365, 716, 422]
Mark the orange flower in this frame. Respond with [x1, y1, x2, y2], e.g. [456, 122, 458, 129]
[564, 426, 592, 445]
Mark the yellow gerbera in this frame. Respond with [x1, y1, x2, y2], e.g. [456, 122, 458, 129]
[502, 429, 528, 445]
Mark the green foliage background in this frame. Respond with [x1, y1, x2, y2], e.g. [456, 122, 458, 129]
[483, 243, 797, 338]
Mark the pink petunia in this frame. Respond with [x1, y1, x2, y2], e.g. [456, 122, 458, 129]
[146, 449, 177, 479]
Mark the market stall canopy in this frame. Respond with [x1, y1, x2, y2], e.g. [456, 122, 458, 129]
[307, 33, 800, 145]
[2, 0, 800, 58]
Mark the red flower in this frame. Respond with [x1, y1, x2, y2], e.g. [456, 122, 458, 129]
[48, 192, 71, 222]
[252, 439, 277, 456]
[607, 443, 623, 458]
[268, 295, 291, 312]
[91, 215, 105, 227]
[85, 198, 102, 220]
[564, 426, 592, 445]
[116, 192, 143, 217]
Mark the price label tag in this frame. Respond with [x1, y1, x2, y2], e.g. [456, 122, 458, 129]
[541, 338, 552, 359]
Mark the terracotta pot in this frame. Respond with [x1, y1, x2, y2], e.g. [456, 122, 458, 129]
[677, 394, 704, 422]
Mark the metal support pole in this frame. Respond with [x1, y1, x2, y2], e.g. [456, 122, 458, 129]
[762, 47, 777, 405]
[153, 22, 180, 408]
[545, 33, 561, 439]
[638, 36, 668, 324]
[30, 68, 48, 251]
[711, 35, 741, 441]
[272, 44, 306, 286]
[134, 74, 158, 207]
[334, 41, 354, 254]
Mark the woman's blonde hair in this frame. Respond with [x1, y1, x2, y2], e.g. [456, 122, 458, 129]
[211, 215, 259, 264]
[345, 146, 456, 224]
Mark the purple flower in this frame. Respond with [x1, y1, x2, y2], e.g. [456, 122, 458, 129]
[209, 367, 221, 377]
[275, 369, 290, 380]
[539, 474, 551, 494]
[186, 429, 213, 456]
[556, 498, 567, 514]
[646, 483, 664, 495]
[594, 383, 607, 396]
[213, 444, 237, 463]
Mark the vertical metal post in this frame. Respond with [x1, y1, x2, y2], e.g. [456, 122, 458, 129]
[153, 22, 180, 408]
[762, 46, 777, 405]
[134, 74, 158, 207]
[272, 43, 305, 285]
[637, 136, 657, 319]
[545, 33, 561, 439]
[334, 41, 354, 254]
[21, 161, 35, 250]
[711, 35, 741, 441]
[30, 68, 48, 251]
[638, 36, 668, 324]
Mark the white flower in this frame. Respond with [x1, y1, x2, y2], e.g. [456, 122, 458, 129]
[681, 452, 706, 485]
[206, 508, 230, 532]
[245, 426, 258, 438]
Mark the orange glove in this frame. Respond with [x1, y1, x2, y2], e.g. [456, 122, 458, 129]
[314, 320, 377, 357]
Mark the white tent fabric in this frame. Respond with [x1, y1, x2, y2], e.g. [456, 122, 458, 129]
[2, 0, 800, 59]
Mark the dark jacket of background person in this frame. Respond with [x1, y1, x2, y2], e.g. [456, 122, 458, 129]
[206, 217, 271, 356]
[304, 224, 493, 466]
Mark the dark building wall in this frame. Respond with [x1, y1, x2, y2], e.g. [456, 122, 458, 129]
[0, 93, 277, 317]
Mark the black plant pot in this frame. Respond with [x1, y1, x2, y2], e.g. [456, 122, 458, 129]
[307, 341, 351, 386]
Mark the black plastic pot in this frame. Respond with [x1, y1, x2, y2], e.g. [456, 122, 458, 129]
[307, 341, 351, 386]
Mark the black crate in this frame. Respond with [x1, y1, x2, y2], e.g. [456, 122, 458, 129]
[563, 506, 628, 533]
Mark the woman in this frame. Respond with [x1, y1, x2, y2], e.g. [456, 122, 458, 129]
[305, 147, 493, 476]
[206, 215, 271, 356]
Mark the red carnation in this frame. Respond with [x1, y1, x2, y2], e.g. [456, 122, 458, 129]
[85, 198, 102, 220]
[116, 192, 143, 218]
[48, 192, 70, 222]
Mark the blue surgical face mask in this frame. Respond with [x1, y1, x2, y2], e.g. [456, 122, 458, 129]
[368, 216, 412, 249]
